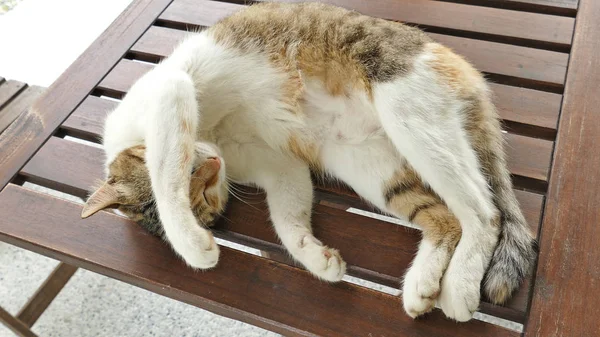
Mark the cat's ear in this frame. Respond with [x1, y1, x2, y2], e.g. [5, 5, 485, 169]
[81, 182, 121, 218]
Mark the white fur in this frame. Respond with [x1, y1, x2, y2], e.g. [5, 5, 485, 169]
[103, 31, 500, 321]
[373, 53, 499, 321]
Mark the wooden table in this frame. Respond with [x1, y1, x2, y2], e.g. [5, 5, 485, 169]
[0, 0, 598, 336]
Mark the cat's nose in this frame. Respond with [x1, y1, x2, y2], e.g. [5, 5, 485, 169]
[207, 157, 221, 170]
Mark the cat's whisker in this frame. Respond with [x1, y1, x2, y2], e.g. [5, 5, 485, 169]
[227, 188, 264, 210]
[228, 184, 262, 196]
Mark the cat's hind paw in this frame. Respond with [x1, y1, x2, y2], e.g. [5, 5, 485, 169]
[402, 263, 438, 318]
[437, 263, 480, 322]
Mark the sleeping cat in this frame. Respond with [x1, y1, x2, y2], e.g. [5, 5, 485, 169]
[80, 2, 536, 321]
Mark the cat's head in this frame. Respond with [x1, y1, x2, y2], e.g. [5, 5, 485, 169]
[81, 142, 229, 234]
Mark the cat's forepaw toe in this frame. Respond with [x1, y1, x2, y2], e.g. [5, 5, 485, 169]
[178, 231, 220, 270]
[299, 236, 346, 281]
[437, 270, 480, 322]
[320, 247, 347, 281]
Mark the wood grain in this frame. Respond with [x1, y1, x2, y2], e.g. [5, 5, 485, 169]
[0, 184, 519, 337]
[17, 263, 78, 327]
[492, 83, 561, 132]
[0, 86, 45, 134]
[525, 0, 600, 336]
[0, 80, 27, 110]
[444, 0, 578, 16]
[505, 133, 553, 182]
[0, 0, 174, 191]
[429, 33, 568, 87]
[61, 96, 115, 141]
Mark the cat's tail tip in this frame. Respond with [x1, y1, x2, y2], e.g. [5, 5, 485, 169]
[483, 222, 538, 305]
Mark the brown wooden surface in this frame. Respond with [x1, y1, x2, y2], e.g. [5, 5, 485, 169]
[492, 83, 561, 136]
[446, 0, 578, 16]
[0, 0, 174, 191]
[0, 80, 27, 109]
[525, 0, 600, 336]
[60, 96, 114, 141]
[16, 263, 78, 327]
[0, 184, 519, 337]
[490, 0, 577, 10]
[0, 86, 45, 134]
[0, 307, 37, 337]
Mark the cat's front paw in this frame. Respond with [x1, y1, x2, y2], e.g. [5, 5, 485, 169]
[402, 263, 438, 318]
[437, 262, 480, 322]
[173, 227, 220, 269]
[299, 235, 346, 282]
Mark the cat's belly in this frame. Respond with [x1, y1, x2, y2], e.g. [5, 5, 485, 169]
[302, 79, 384, 145]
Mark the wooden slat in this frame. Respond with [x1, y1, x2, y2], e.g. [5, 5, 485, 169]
[0, 184, 519, 337]
[492, 0, 578, 12]
[492, 83, 561, 133]
[444, 1, 578, 16]
[96, 60, 153, 97]
[0, 86, 45, 134]
[20, 135, 537, 320]
[95, 59, 554, 184]
[504, 0, 578, 9]
[0, 307, 37, 337]
[505, 133, 553, 182]
[165, 0, 575, 47]
[0, 80, 27, 109]
[154, 1, 569, 88]
[428, 33, 568, 87]
[0, 0, 174, 191]
[61, 96, 115, 141]
[159, 0, 240, 27]
[17, 263, 78, 327]
[514, 189, 544, 232]
[525, 1, 600, 336]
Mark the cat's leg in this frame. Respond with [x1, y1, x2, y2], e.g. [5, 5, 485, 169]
[143, 68, 219, 269]
[223, 142, 346, 281]
[321, 141, 460, 318]
[374, 82, 500, 321]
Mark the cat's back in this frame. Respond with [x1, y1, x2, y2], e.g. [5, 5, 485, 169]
[209, 2, 432, 84]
